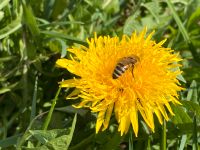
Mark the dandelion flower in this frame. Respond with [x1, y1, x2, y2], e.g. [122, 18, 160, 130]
[56, 28, 183, 137]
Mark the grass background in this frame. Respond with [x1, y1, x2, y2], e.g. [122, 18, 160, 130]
[0, 0, 200, 149]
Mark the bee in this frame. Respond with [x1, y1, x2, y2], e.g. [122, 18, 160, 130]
[112, 55, 139, 79]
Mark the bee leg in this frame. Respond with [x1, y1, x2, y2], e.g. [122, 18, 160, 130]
[137, 98, 143, 106]
[131, 66, 135, 78]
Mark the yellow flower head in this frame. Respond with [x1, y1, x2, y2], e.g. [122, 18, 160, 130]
[56, 28, 183, 137]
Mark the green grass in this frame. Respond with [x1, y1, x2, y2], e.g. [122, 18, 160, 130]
[0, 0, 200, 149]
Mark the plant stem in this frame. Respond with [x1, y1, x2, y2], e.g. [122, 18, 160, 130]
[161, 120, 166, 150]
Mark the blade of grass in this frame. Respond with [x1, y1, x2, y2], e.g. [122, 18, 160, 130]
[0, 56, 17, 62]
[179, 134, 187, 150]
[22, 26, 28, 107]
[192, 115, 198, 150]
[0, 14, 22, 40]
[166, 0, 190, 42]
[147, 136, 151, 150]
[22, 1, 40, 36]
[129, 130, 133, 150]
[166, 0, 200, 61]
[42, 86, 61, 130]
[2, 116, 7, 139]
[30, 76, 38, 122]
[41, 31, 88, 46]
[38, 21, 84, 27]
[66, 114, 77, 149]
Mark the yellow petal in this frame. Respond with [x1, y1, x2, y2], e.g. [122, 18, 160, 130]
[96, 110, 106, 133]
[102, 104, 114, 131]
[154, 108, 163, 125]
[130, 108, 139, 137]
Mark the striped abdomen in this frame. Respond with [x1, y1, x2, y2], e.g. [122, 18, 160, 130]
[112, 55, 139, 79]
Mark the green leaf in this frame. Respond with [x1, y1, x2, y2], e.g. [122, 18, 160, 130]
[0, 15, 22, 39]
[33, 59, 43, 73]
[166, 0, 191, 43]
[192, 116, 198, 150]
[166, 0, 200, 62]
[49, 0, 68, 20]
[0, 56, 16, 62]
[42, 87, 61, 130]
[0, 87, 10, 94]
[177, 74, 187, 83]
[0, 11, 4, 21]
[30, 114, 77, 149]
[179, 134, 187, 150]
[187, 7, 200, 29]
[103, 131, 122, 150]
[129, 130, 134, 150]
[170, 63, 186, 83]
[30, 76, 38, 122]
[29, 129, 70, 144]
[55, 106, 88, 117]
[0, 134, 21, 148]
[69, 133, 95, 150]
[48, 38, 67, 58]
[141, 1, 160, 24]
[183, 67, 200, 82]
[65, 113, 77, 149]
[22, 3, 40, 36]
[0, 0, 10, 10]
[41, 31, 88, 46]
[27, 141, 35, 148]
[66, 89, 80, 100]
[102, 0, 120, 14]
[0, 82, 18, 94]
[171, 104, 192, 124]
[186, 80, 198, 103]
[38, 21, 84, 28]
[123, 12, 141, 35]
[175, 123, 195, 135]
[35, 135, 70, 150]
[181, 101, 200, 119]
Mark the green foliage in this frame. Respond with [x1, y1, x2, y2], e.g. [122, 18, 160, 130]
[0, 0, 200, 149]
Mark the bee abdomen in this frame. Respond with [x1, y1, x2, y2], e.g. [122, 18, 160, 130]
[112, 64, 129, 79]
